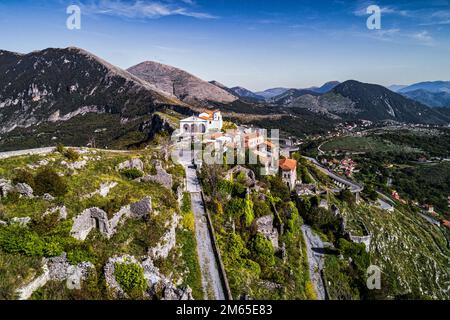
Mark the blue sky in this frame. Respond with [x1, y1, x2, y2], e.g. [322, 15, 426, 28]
[0, 0, 449, 91]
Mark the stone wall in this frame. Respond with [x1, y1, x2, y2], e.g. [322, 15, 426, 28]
[70, 197, 153, 240]
[16, 253, 94, 300]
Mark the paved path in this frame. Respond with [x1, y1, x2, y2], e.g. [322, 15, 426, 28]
[185, 164, 225, 300]
[0, 147, 56, 159]
[301, 225, 326, 300]
[0, 147, 130, 160]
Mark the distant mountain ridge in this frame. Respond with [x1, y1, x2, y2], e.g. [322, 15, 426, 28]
[398, 81, 450, 93]
[307, 81, 341, 94]
[387, 81, 450, 108]
[255, 87, 292, 99]
[272, 80, 449, 124]
[332, 80, 448, 123]
[127, 61, 237, 106]
[230, 86, 265, 101]
[401, 89, 450, 108]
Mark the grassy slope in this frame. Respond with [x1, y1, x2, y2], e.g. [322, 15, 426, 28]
[0, 147, 202, 299]
[343, 202, 450, 299]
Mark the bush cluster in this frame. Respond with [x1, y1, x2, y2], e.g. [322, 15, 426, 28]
[120, 168, 144, 180]
[12, 167, 68, 197]
[113, 262, 148, 298]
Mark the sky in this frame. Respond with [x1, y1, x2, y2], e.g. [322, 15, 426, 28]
[0, 0, 449, 91]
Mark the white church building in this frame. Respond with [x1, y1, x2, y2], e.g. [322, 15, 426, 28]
[180, 110, 223, 135]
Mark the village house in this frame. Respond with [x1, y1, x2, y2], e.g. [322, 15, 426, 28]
[244, 132, 265, 149]
[279, 158, 297, 191]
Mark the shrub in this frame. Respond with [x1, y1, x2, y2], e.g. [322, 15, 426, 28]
[56, 143, 65, 154]
[64, 148, 80, 161]
[114, 263, 148, 298]
[67, 247, 96, 265]
[250, 233, 275, 270]
[0, 225, 64, 257]
[253, 199, 272, 218]
[121, 168, 144, 180]
[34, 167, 68, 197]
[243, 195, 254, 227]
[12, 169, 35, 189]
[305, 281, 317, 300]
[220, 232, 248, 266]
[181, 192, 191, 214]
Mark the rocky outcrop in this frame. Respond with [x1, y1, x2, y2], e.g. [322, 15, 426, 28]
[104, 255, 140, 299]
[84, 181, 118, 198]
[0, 179, 13, 197]
[255, 215, 279, 251]
[42, 193, 55, 201]
[129, 196, 152, 219]
[15, 183, 34, 198]
[116, 158, 144, 172]
[104, 255, 193, 300]
[140, 161, 173, 189]
[142, 258, 193, 300]
[61, 160, 87, 170]
[148, 213, 180, 260]
[16, 253, 94, 300]
[225, 165, 256, 187]
[71, 207, 111, 240]
[70, 197, 153, 240]
[44, 206, 68, 220]
[10, 217, 32, 226]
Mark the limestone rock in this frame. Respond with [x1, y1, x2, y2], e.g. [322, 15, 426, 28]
[225, 165, 256, 187]
[15, 183, 34, 198]
[70, 197, 152, 240]
[71, 207, 110, 240]
[148, 214, 180, 260]
[16, 253, 94, 299]
[140, 161, 173, 189]
[255, 215, 279, 251]
[10, 216, 32, 226]
[42, 193, 55, 201]
[104, 255, 141, 299]
[130, 196, 152, 218]
[117, 158, 144, 172]
[0, 179, 13, 198]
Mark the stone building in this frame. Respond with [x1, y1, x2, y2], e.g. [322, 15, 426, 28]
[179, 110, 223, 135]
[279, 158, 297, 191]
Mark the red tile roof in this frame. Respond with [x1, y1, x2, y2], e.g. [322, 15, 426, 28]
[279, 158, 297, 171]
[442, 220, 450, 228]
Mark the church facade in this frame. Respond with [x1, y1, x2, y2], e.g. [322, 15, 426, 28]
[180, 110, 223, 135]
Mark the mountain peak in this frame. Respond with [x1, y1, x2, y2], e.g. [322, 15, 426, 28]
[127, 61, 237, 105]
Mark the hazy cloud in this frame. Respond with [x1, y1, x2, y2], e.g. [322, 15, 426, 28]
[80, 0, 217, 20]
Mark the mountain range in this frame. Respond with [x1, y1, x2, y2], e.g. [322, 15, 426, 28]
[388, 81, 450, 108]
[0, 47, 189, 150]
[0, 47, 449, 150]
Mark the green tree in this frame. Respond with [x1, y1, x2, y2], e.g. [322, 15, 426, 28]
[250, 234, 275, 270]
